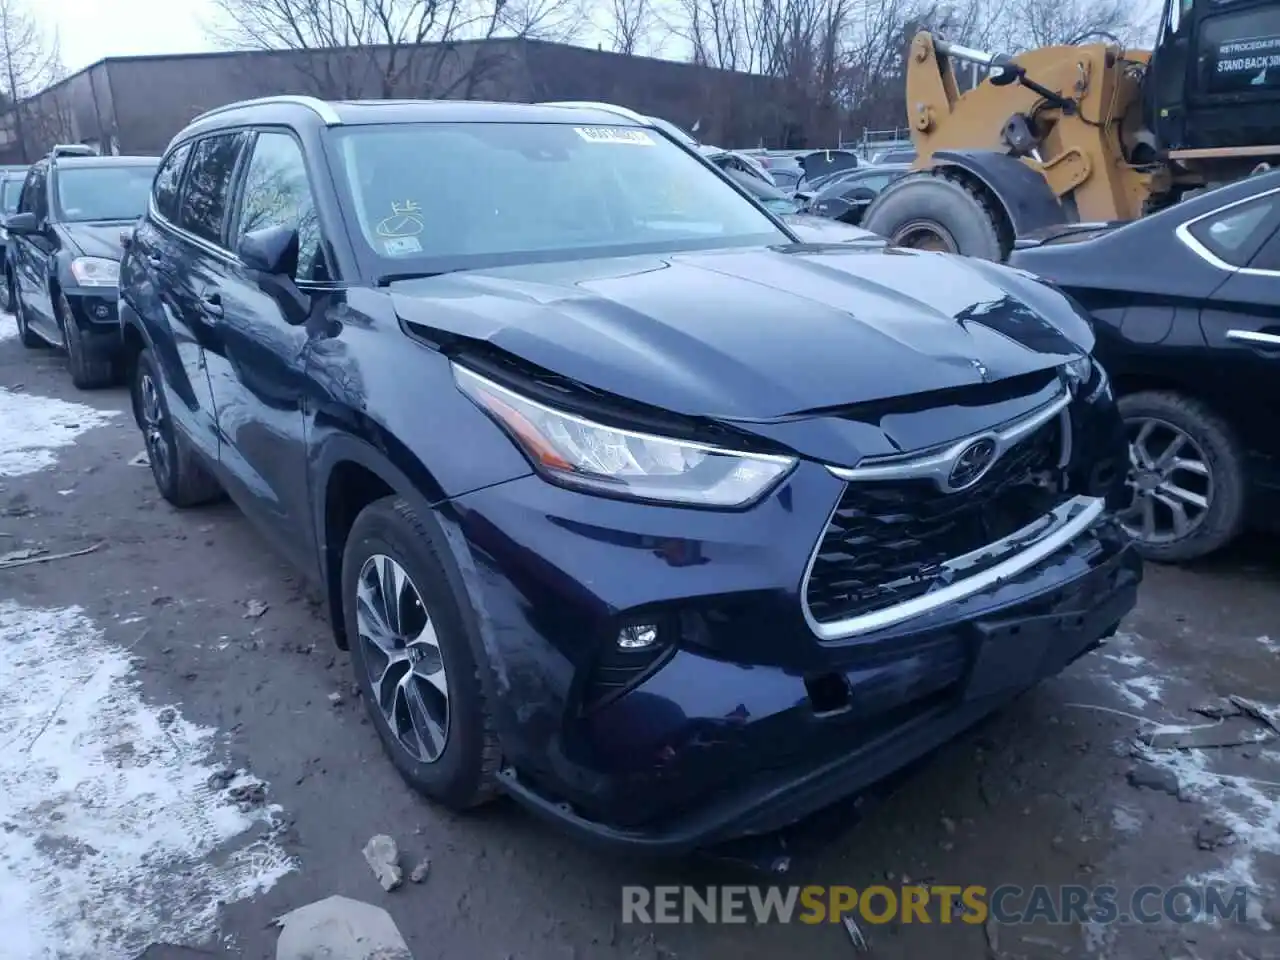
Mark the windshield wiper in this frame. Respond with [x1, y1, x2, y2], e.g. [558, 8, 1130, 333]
[376, 270, 464, 287]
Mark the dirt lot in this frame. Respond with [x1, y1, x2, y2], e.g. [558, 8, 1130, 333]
[1, 318, 1278, 960]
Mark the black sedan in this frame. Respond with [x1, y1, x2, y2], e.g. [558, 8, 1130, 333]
[119, 97, 1138, 851]
[1011, 170, 1280, 561]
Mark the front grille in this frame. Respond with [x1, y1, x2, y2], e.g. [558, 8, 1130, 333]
[806, 416, 1067, 627]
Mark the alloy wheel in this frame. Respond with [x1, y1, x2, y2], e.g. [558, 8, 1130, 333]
[1120, 416, 1213, 544]
[139, 371, 171, 490]
[356, 554, 450, 764]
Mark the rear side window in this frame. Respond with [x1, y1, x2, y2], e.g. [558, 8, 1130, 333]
[153, 142, 192, 222]
[178, 132, 249, 245]
[1186, 193, 1280, 266]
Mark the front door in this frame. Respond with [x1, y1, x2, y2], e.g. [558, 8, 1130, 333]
[14, 162, 57, 339]
[203, 129, 330, 577]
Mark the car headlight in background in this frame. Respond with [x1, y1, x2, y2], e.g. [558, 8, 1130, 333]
[454, 365, 797, 507]
[70, 257, 120, 287]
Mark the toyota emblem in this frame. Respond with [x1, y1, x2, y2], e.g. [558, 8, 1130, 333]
[947, 438, 998, 490]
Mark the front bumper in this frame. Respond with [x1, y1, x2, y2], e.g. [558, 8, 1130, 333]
[445, 447, 1140, 852]
[63, 286, 123, 357]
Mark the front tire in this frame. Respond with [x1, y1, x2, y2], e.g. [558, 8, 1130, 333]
[132, 348, 222, 507]
[342, 496, 500, 810]
[59, 294, 119, 389]
[1118, 390, 1246, 562]
[862, 170, 1009, 261]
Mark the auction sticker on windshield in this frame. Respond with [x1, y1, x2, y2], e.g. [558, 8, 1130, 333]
[574, 127, 655, 146]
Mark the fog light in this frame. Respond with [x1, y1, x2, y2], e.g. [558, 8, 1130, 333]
[617, 624, 659, 650]
[92, 302, 111, 319]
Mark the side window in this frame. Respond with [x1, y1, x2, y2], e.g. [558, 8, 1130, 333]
[153, 142, 192, 222]
[1186, 195, 1280, 267]
[178, 132, 249, 245]
[19, 164, 47, 220]
[235, 131, 323, 281]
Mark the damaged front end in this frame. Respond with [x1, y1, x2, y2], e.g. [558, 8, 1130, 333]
[425, 324, 1138, 853]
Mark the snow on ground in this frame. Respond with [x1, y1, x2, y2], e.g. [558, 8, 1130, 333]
[0, 600, 296, 958]
[0, 387, 118, 477]
[0, 313, 13, 342]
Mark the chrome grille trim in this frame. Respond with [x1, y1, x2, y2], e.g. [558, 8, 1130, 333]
[800, 494, 1104, 641]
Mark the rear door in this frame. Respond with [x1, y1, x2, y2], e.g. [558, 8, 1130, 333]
[126, 139, 224, 462]
[1188, 187, 1280, 460]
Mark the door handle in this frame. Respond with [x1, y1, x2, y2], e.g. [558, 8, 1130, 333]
[146, 254, 164, 268]
[1226, 329, 1280, 348]
[200, 292, 224, 319]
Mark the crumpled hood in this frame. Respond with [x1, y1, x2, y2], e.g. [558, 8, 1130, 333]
[59, 221, 132, 261]
[391, 244, 1093, 421]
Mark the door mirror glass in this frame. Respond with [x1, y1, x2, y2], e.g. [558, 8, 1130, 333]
[5, 211, 38, 235]
[238, 224, 299, 276]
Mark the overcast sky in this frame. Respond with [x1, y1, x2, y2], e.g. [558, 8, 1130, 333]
[43, 0, 217, 73]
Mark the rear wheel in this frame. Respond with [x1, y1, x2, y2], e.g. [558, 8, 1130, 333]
[1117, 391, 1246, 562]
[12, 286, 44, 349]
[132, 348, 222, 507]
[862, 170, 1009, 261]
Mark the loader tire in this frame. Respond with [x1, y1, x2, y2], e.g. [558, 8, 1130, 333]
[863, 170, 1010, 262]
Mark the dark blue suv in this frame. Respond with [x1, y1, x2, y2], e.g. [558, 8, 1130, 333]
[119, 95, 1140, 852]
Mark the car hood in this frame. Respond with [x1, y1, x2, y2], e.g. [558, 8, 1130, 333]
[390, 245, 1093, 422]
[59, 221, 132, 260]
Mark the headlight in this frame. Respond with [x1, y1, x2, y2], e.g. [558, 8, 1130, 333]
[454, 365, 796, 507]
[70, 257, 120, 287]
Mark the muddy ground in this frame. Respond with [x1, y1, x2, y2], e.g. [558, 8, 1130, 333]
[1, 319, 1277, 960]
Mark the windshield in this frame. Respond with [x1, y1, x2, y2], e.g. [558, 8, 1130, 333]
[54, 164, 157, 222]
[331, 122, 786, 271]
[1, 177, 23, 213]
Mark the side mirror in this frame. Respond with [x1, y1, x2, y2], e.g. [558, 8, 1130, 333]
[846, 187, 877, 203]
[6, 212, 38, 236]
[238, 224, 299, 277]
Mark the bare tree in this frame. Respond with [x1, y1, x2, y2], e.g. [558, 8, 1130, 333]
[0, 0, 62, 161]
[209, 0, 586, 100]
[601, 0, 652, 55]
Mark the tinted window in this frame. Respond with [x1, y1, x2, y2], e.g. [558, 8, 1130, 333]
[332, 122, 784, 268]
[1, 177, 23, 213]
[235, 131, 322, 280]
[179, 133, 248, 244]
[153, 142, 192, 222]
[18, 164, 47, 220]
[54, 164, 158, 222]
[1187, 194, 1279, 265]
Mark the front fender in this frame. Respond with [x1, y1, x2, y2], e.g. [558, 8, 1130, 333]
[928, 149, 1069, 237]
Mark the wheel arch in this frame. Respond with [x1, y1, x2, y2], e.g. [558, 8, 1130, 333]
[927, 150, 1070, 239]
[311, 432, 475, 660]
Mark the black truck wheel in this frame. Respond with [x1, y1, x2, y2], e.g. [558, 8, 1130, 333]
[862, 170, 1010, 261]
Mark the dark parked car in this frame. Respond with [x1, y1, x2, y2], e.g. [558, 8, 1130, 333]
[0, 164, 29, 311]
[725, 169, 884, 244]
[806, 166, 911, 226]
[6, 147, 158, 387]
[1011, 170, 1280, 561]
[120, 96, 1139, 852]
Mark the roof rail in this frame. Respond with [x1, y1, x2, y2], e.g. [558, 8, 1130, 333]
[190, 95, 342, 126]
[537, 100, 648, 123]
[50, 143, 98, 159]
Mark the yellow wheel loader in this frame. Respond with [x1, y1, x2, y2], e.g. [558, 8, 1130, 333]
[861, 0, 1280, 260]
